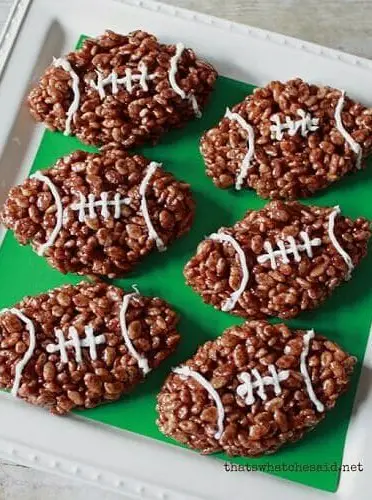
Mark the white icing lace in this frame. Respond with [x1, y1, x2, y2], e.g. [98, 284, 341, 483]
[236, 330, 325, 413]
[209, 232, 249, 312]
[89, 63, 156, 97]
[173, 366, 225, 439]
[270, 109, 319, 140]
[69, 191, 131, 222]
[300, 330, 325, 412]
[0, 308, 36, 397]
[140, 162, 166, 252]
[88, 42, 200, 117]
[46, 326, 105, 364]
[53, 58, 80, 136]
[236, 365, 290, 405]
[30, 171, 64, 257]
[327, 206, 354, 279]
[257, 231, 322, 269]
[225, 107, 255, 190]
[119, 292, 150, 375]
[334, 91, 363, 169]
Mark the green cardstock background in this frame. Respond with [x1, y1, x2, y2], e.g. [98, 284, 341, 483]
[1, 39, 372, 492]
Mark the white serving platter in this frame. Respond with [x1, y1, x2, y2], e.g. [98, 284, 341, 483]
[0, 0, 372, 498]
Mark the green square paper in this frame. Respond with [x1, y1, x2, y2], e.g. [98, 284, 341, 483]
[1, 38, 371, 493]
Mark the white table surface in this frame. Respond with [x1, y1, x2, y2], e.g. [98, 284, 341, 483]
[1, 0, 372, 498]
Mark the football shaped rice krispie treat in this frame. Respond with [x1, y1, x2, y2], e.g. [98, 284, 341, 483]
[157, 321, 356, 456]
[0, 282, 180, 414]
[28, 30, 217, 148]
[184, 201, 370, 319]
[0, 149, 194, 278]
[201, 79, 372, 198]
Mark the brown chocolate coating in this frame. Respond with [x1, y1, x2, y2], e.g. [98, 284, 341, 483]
[1, 149, 195, 278]
[201, 79, 372, 199]
[28, 30, 217, 148]
[157, 321, 356, 456]
[0, 282, 180, 414]
[184, 201, 370, 320]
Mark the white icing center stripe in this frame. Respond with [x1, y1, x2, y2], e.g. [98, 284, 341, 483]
[236, 365, 290, 405]
[89, 65, 156, 97]
[88, 42, 200, 117]
[270, 109, 319, 141]
[173, 366, 225, 440]
[225, 108, 255, 190]
[0, 308, 36, 397]
[53, 58, 80, 136]
[119, 292, 150, 375]
[334, 91, 362, 169]
[257, 231, 322, 269]
[140, 162, 166, 252]
[300, 330, 325, 412]
[31, 171, 64, 256]
[328, 206, 354, 280]
[70, 191, 130, 222]
[46, 326, 105, 364]
[209, 232, 249, 312]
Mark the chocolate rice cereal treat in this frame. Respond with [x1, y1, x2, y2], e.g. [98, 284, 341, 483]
[201, 78, 372, 198]
[28, 30, 217, 148]
[0, 281, 180, 414]
[157, 321, 356, 456]
[0, 149, 195, 278]
[184, 201, 370, 320]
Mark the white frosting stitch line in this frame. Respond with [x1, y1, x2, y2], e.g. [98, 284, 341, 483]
[169, 43, 187, 99]
[30, 171, 63, 257]
[89, 64, 156, 97]
[257, 231, 322, 269]
[140, 162, 166, 252]
[189, 95, 201, 118]
[209, 232, 249, 312]
[53, 57, 80, 136]
[46, 326, 105, 364]
[88, 42, 201, 117]
[119, 292, 150, 376]
[0, 308, 36, 397]
[173, 366, 225, 440]
[270, 109, 319, 141]
[300, 330, 325, 412]
[334, 91, 363, 169]
[69, 191, 131, 222]
[236, 365, 290, 406]
[168, 42, 201, 118]
[328, 206, 354, 280]
[225, 108, 255, 190]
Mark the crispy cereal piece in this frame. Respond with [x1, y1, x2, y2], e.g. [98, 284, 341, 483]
[28, 30, 217, 148]
[1, 149, 195, 278]
[184, 201, 370, 319]
[157, 321, 356, 456]
[201, 79, 372, 198]
[0, 282, 180, 414]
